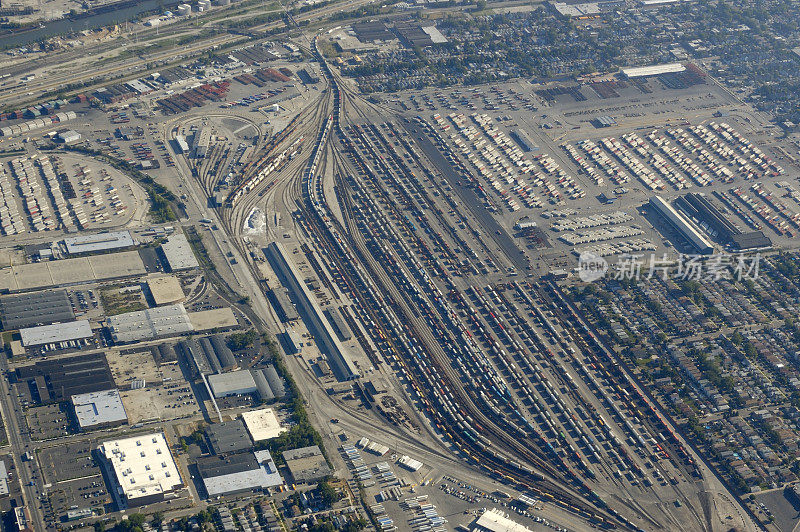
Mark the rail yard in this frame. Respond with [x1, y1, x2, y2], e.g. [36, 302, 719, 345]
[5, 0, 800, 531]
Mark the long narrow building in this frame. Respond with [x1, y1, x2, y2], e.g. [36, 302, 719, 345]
[649, 195, 713, 254]
[265, 242, 360, 380]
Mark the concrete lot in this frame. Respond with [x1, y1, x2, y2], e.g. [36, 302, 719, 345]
[106, 349, 163, 388]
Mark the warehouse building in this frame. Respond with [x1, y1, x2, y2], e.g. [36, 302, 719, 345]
[0, 289, 74, 330]
[241, 408, 286, 442]
[207, 370, 257, 397]
[325, 307, 352, 342]
[649, 196, 713, 254]
[622, 63, 685, 78]
[160, 234, 200, 271]
[64, 231, 135, 255]
[179, 338, 213, 377]
[206, 420, 253, 455]
[730, 231, 773, 252]
[473, 508, 533, 532]
[210, 335, 237, 370]
[106, 304, 194, 343]
[262, 365, 285, 398]
[283, 446, 331, 484]
[675, 193, 773, 251]
[195, 335, 237, 373]
[675, 193, 739, 241]
[268, 288, 299, 322]
[71, 389, 128, 431]
[197, 451, 283, 497]
[20, 319, 93, 347]
[266, 242, 360, 380]
[17, 352, 114, 403]
[98, 433, 183, 508]
[146, 274, 185, 306]
[0, 250, 147, 292]
[153, 343, 178, 364]
[509, 130, 537, 152]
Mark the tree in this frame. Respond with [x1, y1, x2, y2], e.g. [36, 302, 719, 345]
[93, 522, 105, 532]
[119, 514, 146, 532]
[475, 0, 486, 10]
[151, 512, 164, 528]
[317, 479, 342, 507]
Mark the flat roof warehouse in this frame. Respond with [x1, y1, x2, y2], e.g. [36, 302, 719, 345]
[64, 231, 135, 255]
[0, 289, 74, 330]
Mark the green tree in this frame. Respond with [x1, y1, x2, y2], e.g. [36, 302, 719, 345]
[317, 479, 342, 507]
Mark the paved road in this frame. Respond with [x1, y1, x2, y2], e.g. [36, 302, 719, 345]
[0, 355, 46, 532]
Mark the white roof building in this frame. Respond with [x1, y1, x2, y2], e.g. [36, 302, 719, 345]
[207, 370, 257, 397]
[106, 304, 193, 343]
[473, 508, 533, 532]
[72, 389, 128, 430]
[98, 433, 182, 506]
[64, 231, 134, 255]
[241, 408, 287, 441]
[161, 234, 199, 271]
[621, 63, 685, 78]
[20, 319, 93, 347]
[199, 450, 283, 497]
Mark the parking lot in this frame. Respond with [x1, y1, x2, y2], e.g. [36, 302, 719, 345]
[119, 368, 200, 424]
[26, 404, 71, 440]
[39, 441, 100, 484]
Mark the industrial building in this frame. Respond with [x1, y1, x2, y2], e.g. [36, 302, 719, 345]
[197, 450, 283, 497]
[509, 130, 537, 152]
[268, 287, 299, 322]
[674, 193, 739, 241]
[181, 335, 237, 376]
[730, 231, 772, 251]
[63, 231, 135, 255]
[241, 408, 286, 442]
[17, 352, 114, 403]
[282, 445, 331, 484]
[674, 193, 772, 251]
[146, 274, 185, 306]
[153, 343, 178, 364]
[621, 63, 685, 78]
[71, 389, 128, 431]
[206, 420, 253, 455]
[192, 128, 211, 158]
[106, 304, 194, 343]
[0, 250, 147, 292]
[56, 130, 81, 144]
[473, 508, 533, 532]
[266, 242, 360, 380]
[98, 433, 183, 507]
[178, 338, 212, 376]
[0, 289, 74, 330]
[260, 365, 286, 399]
[207, 370, 257, 397]
[649, 196, 714, 254]
[0, 461, 8, 497]
[19, 319, 93, 347]
[160, 234, 200, 271]
[325, 307, 353, 342]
